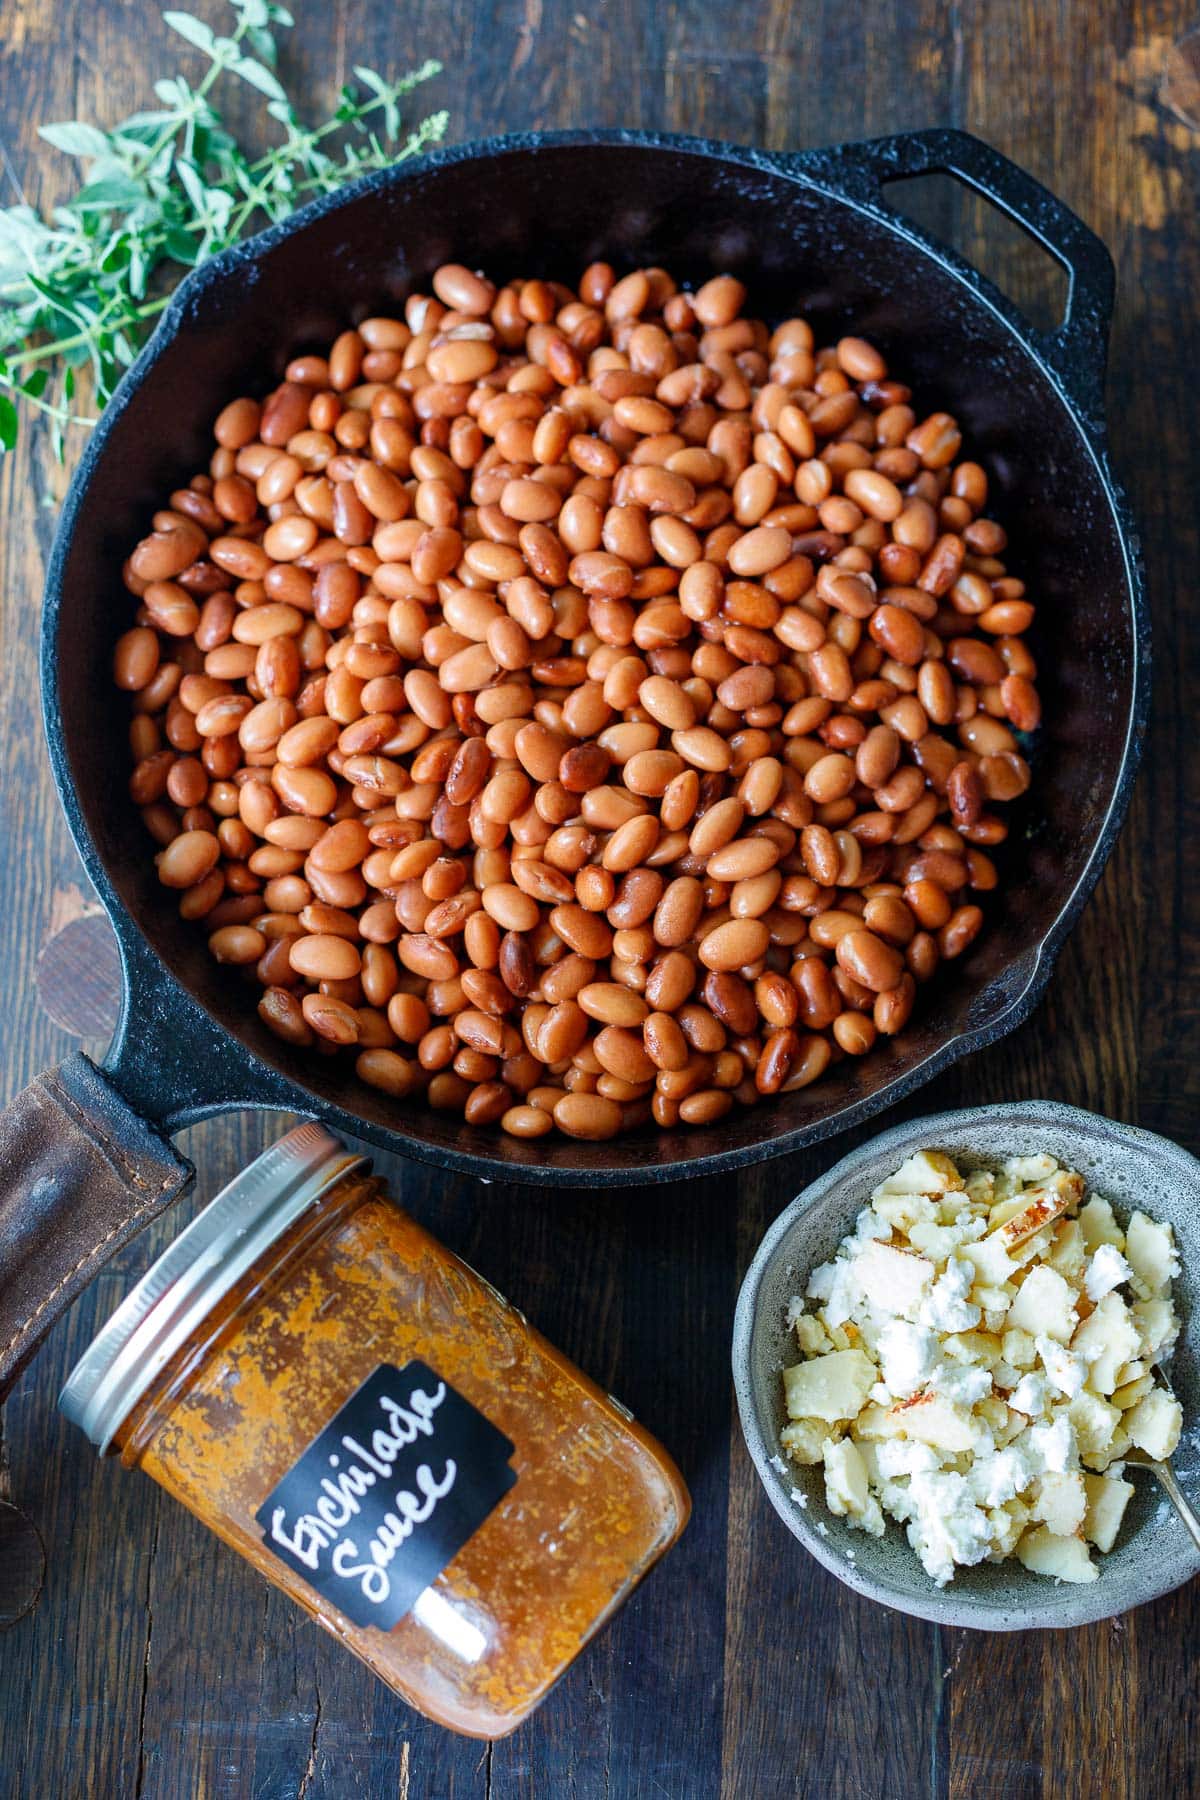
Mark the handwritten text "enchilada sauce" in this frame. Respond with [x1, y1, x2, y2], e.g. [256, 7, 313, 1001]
[114, 1174, 690, 1737]
[258, 1360, 518, 1632]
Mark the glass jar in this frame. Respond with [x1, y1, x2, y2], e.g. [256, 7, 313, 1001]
[60, 1124, 689, 1738]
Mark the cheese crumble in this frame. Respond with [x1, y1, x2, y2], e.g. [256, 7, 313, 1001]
[780, 1150, 1183, 1586]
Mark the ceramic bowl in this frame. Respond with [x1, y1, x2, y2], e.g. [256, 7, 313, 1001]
[732, 1102, 1200, 1629]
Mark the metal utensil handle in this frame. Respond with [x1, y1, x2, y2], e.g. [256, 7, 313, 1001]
[812, 126, 1116, 430]
[1152, 1459, 1200, 1554]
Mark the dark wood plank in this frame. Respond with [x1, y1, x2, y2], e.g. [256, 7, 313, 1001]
[0, 0, 1198, 1796]
[923, 7, 1200, 1798]
[0, 5, 180, 1800]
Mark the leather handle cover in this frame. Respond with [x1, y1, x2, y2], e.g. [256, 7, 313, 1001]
[0, 1053, 193, 1400]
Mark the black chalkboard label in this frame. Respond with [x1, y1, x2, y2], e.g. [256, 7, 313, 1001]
[255, 1361, 517, 1632]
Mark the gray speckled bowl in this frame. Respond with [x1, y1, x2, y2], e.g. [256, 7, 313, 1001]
[732, 1102, 1200, 1630]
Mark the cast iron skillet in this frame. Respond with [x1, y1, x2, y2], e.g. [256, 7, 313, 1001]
[0, 126, 1147, 1394]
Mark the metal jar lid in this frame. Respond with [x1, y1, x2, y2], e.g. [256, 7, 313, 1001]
[60, 1122, 367, 1453]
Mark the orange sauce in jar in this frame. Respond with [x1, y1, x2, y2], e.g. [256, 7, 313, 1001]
[63, 1126, 689, 1738]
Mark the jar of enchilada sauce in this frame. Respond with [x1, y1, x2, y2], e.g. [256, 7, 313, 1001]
[60, 1124, 689, 1738]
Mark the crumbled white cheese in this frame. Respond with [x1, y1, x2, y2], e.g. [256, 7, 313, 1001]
[1124, 1213, 1179, 1298]
[1072, 1292, 1140, 1395]
[783, 1349, 876, 1424]
[855, 1241, 935, 1321]
[905, 1471, 994, 1586]
[1047, 1218, 1087, 1282]
[806, 1259, 837, 1302]
[1124, 1386, 1183, 1461]
[1132, 1296, 1180, 1361]
[871, 1189, 939, 1234]
[1036, 1334, 1087, 1398]
[994, 1172, 1083, 1252]
[1085, 1242, 1133, 1303]
[1033, 1470, 1088, 1535]
[1079, 1196, 1124, 1254]
[1017, 1526, 1096, 1583]
[873, 1149, 961, 1199]
[1006, 1265, 1078, 1343]
[1004, 1153, 1059, 1183]
[822, 1438, 885, 1537]
[877, 1319, 941, 1400]
[805, 1256, 860, 1329]
[1009, 1370, 1047, 1416]
[1068, 1391, 1122, 1463]
[1083, 1474, 1134, 1552]
[1112, 1371, 1153, 1409]
[780, 1417, 829, 1464]
[920, 1256, 982, 1333]
[874, 1439, 940, 1479]
[968, 1445, 1035, 1508]
[961, 1232, 1019, 1290]
[965, 1168, 996, 1204]
[779, 1150, 1183, 1589]
[909, 1221, 974, 1268]
[793, 1312, 832, 1356]
[1002, 1327, 1037, 1369]
[887, 1390, 979, 1454]
[931, 1363, 993, 1408]
[851, 1204, 893, 1246]
[1027, 1415, 1076, 1474]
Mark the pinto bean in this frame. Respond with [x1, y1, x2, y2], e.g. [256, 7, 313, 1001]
[118, 261, 1035, 1142]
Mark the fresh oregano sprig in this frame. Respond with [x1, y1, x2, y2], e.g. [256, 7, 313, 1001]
[0, 0, 447, 461]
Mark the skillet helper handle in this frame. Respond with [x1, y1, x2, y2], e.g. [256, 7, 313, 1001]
[0, 1052, 193, 1400]
[823, 126, 1116, 430]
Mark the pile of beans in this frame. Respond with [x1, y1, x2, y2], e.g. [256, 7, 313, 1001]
[115, 260, 1039, 1143]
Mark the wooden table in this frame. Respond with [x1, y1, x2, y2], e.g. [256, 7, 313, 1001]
[1, 1, 1198, 1793]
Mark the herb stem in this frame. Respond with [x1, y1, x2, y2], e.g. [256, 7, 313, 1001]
[6, 298, 169, 371]
[0, 371, 93, 429]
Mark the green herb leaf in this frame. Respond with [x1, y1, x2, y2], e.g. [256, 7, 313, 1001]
[175, 159, 208, 215]
[38, 121, 111, 159]
[162, 11, 216, 54]
[0, 395, 17, 452]
[71, 175, 148, 209]
[230, 55, 286, 101]
[154, 76, 191, 106]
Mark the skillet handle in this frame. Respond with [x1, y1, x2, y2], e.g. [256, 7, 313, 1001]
[812, 127, 1116, 431]
[0, 1052, 193, 1401]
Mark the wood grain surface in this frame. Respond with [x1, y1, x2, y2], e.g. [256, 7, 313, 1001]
[0, 1, 1197, 1795]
